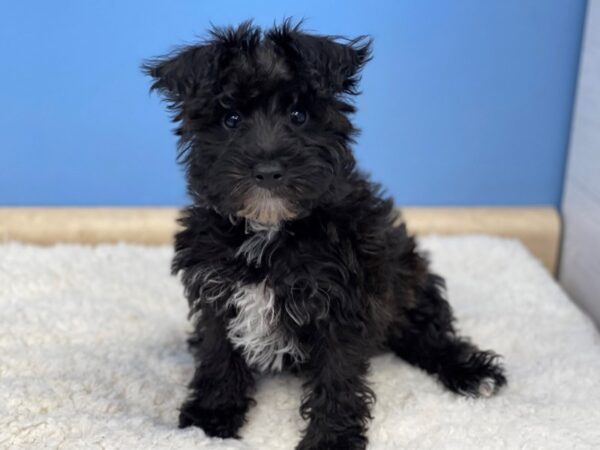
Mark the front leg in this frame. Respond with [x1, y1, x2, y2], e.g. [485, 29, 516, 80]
[179, 307, 255, 438]
[297, 324, 374, 450]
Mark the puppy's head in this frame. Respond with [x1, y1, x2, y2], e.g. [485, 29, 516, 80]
[144, 20, 371, 225]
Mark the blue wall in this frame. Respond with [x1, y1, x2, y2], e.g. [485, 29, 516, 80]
[0, 1, 587, 206]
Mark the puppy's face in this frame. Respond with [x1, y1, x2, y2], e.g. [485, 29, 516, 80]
[145, 22, 371, 224]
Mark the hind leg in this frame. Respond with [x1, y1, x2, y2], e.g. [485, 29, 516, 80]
[388, 274, 506, 397]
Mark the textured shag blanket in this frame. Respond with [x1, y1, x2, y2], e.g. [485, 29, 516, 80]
[1, 236, 600, 449]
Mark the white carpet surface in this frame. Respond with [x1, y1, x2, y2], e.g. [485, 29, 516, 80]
[1, 236, 600, 449]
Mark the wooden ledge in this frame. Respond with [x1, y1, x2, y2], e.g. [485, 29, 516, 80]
[0, 207, 560, 274]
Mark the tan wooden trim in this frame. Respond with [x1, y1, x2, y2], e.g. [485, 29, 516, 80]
[0, 208, 179, 246]
[0, 207, 560, 274]
[401, 207, 561, 275]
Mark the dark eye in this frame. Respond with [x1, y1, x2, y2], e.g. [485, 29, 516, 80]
[223, 111, 241, 129]
[290, 109, 307, 125]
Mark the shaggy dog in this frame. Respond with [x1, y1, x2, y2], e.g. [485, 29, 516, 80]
[143, 21, 506, 450]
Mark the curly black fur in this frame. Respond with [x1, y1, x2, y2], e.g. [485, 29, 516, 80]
[144, 20, 506, 449]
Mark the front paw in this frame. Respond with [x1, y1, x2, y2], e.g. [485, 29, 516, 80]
[178, 400, 249, 438]
[296, 430, 367, 450]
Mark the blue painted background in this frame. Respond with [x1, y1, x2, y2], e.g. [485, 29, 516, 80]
[0, 1, 587, 206]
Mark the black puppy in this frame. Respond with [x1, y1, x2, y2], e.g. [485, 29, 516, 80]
[144, 20, 506, 450]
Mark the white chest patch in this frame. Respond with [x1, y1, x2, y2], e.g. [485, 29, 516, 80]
[226, 281, 304, 372]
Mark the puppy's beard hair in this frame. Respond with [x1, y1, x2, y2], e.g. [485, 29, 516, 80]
[237, 188, 298, 225]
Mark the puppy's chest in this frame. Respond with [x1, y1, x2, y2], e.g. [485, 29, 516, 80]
[226, 222, 316, 372]
[226, 281, 303, 372]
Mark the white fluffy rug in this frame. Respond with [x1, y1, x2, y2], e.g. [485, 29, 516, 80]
[2, 236, 600, 449]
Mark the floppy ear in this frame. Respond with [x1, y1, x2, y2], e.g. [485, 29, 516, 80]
[142, 21, 262, 107]
[142, 43, 217, 105]
[267, 21, 372, 96]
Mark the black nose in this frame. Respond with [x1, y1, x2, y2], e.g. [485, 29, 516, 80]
[252, 161, 285, 188]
